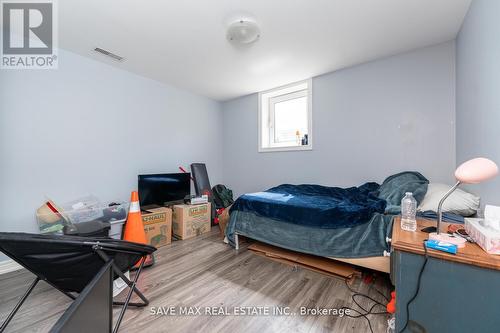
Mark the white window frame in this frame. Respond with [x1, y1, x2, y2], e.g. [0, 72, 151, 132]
[258, 79, 313, 153]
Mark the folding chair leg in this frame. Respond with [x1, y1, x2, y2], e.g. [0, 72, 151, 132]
[113, 300, 147, 308]
[94, 249, 149, 306]
[113, 257, 146, 333]
[111, 265, 149, 307]
[0, 277, 40, 332]
[93, 249, 151, 332]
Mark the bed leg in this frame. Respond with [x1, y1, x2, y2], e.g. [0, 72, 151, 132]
[235, 233, 239, 250]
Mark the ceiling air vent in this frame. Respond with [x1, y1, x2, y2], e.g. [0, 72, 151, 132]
[93, 47, 124, 62]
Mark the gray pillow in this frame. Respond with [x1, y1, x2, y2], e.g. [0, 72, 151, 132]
[417, 183, 480, 216]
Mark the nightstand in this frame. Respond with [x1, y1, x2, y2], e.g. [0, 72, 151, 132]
[391, 217, 500, 332]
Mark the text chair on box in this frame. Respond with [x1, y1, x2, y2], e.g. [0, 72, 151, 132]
[0, 232, 156, 333]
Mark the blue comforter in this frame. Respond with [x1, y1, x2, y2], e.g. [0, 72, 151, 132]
[225, 171, 428, 258]
[230, 171, 429, 229]
[230, 182, 386, 229]
[227, 171, 430, 258]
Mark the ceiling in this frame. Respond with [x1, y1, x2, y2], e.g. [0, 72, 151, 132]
[59, 0, 472, 101]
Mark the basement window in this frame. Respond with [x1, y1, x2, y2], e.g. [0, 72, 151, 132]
[259, 79, 312, 152]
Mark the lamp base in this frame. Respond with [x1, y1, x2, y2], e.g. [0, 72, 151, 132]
[428, 232, 466, 248]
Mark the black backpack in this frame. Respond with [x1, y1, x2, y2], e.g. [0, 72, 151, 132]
[212, 184, 234, 209]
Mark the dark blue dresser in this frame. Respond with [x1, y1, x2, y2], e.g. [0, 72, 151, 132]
[391, 217, 500, 332]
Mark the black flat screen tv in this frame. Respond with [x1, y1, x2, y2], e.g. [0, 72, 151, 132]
[138, 173, 191, 207]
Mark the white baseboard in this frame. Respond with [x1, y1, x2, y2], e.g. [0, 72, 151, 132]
[0, 259, 23, 275]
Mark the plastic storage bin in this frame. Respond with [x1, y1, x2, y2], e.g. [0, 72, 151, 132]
[60, 195, 104, 224]
[36, 198, 129, 234]
[109, 219, 127, 240]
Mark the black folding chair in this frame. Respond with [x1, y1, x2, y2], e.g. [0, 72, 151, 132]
[0, 232, 156, 333]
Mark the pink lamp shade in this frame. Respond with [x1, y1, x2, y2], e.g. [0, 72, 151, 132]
[429, 157, 498, 244]
[455, 157, 499, 184]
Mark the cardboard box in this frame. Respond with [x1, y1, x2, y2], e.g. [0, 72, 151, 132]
[248, 242, 360, 280]
[172, 203, 211, 240]
[141, 207, 172, 248]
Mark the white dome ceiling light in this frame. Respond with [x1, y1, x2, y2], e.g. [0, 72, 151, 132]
[226, 20, 260, 44]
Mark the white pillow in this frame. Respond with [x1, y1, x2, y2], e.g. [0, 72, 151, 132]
[417, 183, 480, 216]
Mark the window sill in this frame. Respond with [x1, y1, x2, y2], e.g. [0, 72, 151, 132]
[258, 145, 313, 153]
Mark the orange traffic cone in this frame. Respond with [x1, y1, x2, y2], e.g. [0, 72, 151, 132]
[123, 191, 154, 268]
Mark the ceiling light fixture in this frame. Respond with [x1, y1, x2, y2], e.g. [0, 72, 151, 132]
[226, 20, 260, 44]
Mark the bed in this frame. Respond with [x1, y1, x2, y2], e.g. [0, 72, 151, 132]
[226, 172, 430, 273]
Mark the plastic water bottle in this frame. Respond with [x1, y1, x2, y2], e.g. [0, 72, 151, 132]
[401, 192, 417, 231]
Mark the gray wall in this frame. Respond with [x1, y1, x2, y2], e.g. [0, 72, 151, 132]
[0, 49, 223, 239]
[222, 42, 456, 197]
[456, 0, 500, 204]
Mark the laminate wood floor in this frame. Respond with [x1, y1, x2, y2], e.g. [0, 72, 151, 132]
[0, 228, 391, 333]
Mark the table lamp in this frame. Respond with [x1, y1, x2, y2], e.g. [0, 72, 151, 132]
[428, 157, 498, 246]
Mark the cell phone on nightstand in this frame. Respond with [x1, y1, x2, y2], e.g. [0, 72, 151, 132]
[421, 226, 437, 233]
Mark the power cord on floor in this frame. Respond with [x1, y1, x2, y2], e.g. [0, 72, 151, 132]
[367, 275, 391, 302]
[398, 241, 428, 333]
[342, 276, 389, 333]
